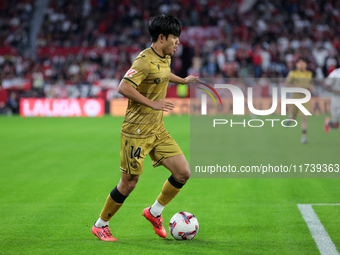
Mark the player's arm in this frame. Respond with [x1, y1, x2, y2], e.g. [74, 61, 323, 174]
[118, 81, 174, 111]
[324, 72, 338, 94]
[308, 77, 314, 92]
[120, 58, 174, 111]
[324, 83, 340, 95]
[170, 73, 200, 84]
[323, 81, 340, 95]
[325, 86, 340, 95]
[285, 71, 294, 87]
[323, 82, 340, 94]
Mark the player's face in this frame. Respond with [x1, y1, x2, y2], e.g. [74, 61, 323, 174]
[296, 60, 307, 71]
[164, 34, 179, 56]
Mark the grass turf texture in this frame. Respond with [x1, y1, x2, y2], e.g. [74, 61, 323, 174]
[0, 115, 339, 254]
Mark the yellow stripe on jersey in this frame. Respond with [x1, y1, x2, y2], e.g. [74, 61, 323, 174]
[121, 47, 171, 138]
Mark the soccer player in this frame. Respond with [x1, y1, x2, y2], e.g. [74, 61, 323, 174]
[285, 57, 313, 144]
[92, 14, 198, 241]
[324, 68, 340, 133]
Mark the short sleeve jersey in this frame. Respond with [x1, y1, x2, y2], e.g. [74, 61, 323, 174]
[121, 47, 171, 138]
[326, 68, 340, 101]
[286, 70, 313, 98]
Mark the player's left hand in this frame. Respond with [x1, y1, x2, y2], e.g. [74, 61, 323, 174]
[183, 75, 200, 84]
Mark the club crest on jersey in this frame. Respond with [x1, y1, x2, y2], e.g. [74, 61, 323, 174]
[130, 158, 138, 169]
[126, 69, 138, 77]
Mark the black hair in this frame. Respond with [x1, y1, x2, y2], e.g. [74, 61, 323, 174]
[296, 57, 308, 64]
[148, 14, 182, 42]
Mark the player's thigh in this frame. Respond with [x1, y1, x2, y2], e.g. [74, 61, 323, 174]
[149, 133, 190, 182]
[294, 101, 309, 118]
[300, 101, 310, 117]
[120, 134, 154, 175]
[149, 134, 183, 168]
[290, 104, 299, 118]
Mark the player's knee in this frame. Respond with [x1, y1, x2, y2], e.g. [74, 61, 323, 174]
[120, 182, 136, 195]
[184, 169, 191, 181]
[119, 175, 139, 195]
[177, 168, 191, 183]
[127, 178, 138, 192]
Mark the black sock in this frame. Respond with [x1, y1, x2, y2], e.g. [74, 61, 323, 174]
[168, 175, 185, 189]
[110, 186, 127, 203]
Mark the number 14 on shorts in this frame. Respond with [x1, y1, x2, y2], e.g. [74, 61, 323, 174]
[130, 146, 141, 159]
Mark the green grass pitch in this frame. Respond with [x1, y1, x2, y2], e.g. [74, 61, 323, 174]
[0, 115, 339, 254]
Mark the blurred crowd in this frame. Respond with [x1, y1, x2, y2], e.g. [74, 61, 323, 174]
[1, 0, 340, 109]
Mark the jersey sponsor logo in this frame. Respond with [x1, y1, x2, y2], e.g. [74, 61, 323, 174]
[154, 77, 169, 84]
[125, 69, 138, 77]
[154, 78, 161, 84]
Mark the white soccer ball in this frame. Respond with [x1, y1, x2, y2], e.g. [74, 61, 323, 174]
[169, 211, 199, 240]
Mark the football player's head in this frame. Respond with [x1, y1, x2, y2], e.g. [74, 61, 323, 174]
[148, 14, 181, 56]
[296, 57, 308, 71]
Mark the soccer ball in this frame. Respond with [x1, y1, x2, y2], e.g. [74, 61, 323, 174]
[169, 211, 199, 240]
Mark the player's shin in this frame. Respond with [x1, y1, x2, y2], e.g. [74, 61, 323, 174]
[150, 175, 184, 217]
[95, 186, 127, 227]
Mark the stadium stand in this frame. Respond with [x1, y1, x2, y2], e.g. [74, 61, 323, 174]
[1, 0, 340, 113]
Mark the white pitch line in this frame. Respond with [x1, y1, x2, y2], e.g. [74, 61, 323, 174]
[309, 203, 340, 206]
[297, 204, 339, 255]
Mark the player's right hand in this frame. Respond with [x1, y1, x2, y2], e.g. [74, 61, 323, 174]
[152, 99, 175, 112]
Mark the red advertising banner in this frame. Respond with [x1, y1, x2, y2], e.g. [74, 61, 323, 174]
[20, 98, 104, 117]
